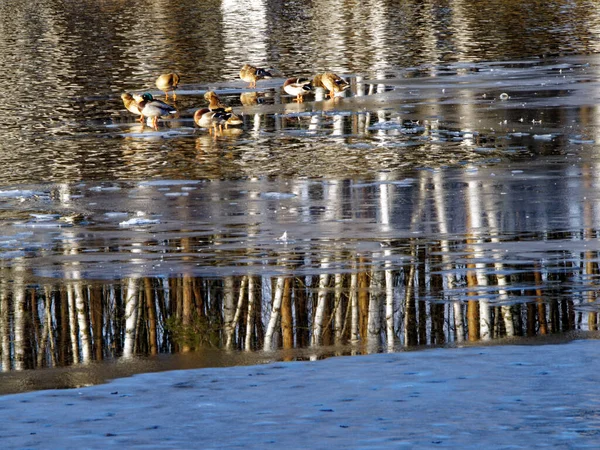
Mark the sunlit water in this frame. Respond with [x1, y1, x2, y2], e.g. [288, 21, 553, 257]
[2, 0, 600, 392]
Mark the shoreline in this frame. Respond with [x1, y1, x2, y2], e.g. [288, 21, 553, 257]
[2, 340, 600, 448]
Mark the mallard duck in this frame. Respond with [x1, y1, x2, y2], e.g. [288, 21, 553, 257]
[155, 73, 180, 100]
[313, 72, 350, 98]
[239, 64, 272, 89]
[121, 93, 144, 122]
[283, 78, 312, 103]
[204, 91, 232, 112]
[194, 108, 243, 134]
[138, 93, 177, 130]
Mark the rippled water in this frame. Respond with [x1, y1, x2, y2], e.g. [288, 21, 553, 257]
[2, 0, 600, 391]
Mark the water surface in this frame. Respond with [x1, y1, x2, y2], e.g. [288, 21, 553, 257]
[2, 0, 600, 392]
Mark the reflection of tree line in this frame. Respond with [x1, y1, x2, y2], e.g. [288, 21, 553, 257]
[0, 249, 592, 371]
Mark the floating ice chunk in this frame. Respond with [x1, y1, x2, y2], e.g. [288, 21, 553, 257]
[119, 218, 160, 227]
[105, 212, 129, 218]
[15, 221, 72, 228]
[30, 214, 61, 221]
[392, 178, 415, 187]
[0, 190, 43, 198]
[138, 180, 201, 187]
[347, 143, 372, 149]
[568, 138, 595, 144]
[533, 134, 555, 140]
[368, 121, 402, 130]
[164, 192, 189, 197]
[89, 186, 121, 192]
[260, 192, 297, 199]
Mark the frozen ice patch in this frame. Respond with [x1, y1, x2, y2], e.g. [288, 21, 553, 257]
[119, 218, 161, 227]
[260, 192, 297, 200]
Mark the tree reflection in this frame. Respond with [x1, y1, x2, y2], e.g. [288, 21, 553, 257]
[0, 241, 595, 371]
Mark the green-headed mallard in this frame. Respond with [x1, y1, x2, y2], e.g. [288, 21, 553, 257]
[138, 93, 177, 130]
[239, 64, 272, 89]
[155, 73, 180, 100]
[313, 72, 350, 98]
[283, 77, 312, 103]
[121, 93, 144, 122]
[194, 108, 243, 135]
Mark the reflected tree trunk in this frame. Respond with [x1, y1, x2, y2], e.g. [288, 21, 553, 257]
[467, 270, 480, 341]
[13, 273, 26, 370]
[349, 271, 359, 344]
[432, 171, 464, 343]
[334, 273, 344, 345]
[227, 276, 248, 350]
[143, 278, 158, 355]
[74, 283, 92, 362]
[123, 278, 139, 358]
[312, 259, 330, 347]
[281, 277, 293, 350]
[358, 257, 369, 342]
[0, 278, 10, 371]
[181, 275, 194, 352]
[245, 276, 256, 351]
[37, 288, 51, 368]
[223, 276, 235, 348]
[466, 180, 491, 341]
[67, 285, 80, 364]
[384, 253, 395, 352]
[367, 265, 383, 353]
[534, 269, 548, 334]
[404, 260, 417, 346]
[90, 285, 104, 360]
[294, 277, 309, 348]
[264, 276, 285, 351]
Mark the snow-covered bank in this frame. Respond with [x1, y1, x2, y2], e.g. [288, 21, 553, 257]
[2, 341, 600, 449]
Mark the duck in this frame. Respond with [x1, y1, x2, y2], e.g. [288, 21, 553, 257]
[155, 73, 180, 100]
[194, 108, 243, 135]
[239, 64, 272, 89]
[137, 93, 177, 130]
[204, 91, 232, 112]
[313, 72, 350, 98]
[121, 93, 144, 122]
[283, 77, 312, 103]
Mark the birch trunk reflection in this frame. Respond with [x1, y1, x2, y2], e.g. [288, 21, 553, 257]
[367, 264, 383, 352]
[2, 229, 599, 370]
[13, 269, 26, 371]
[432, 171, 464, 343]
[466, 179, 491, 341]
[264, 276, 285, 351]
[226, 275, 248, 350]
[123, 277, 140, 358]
[245, 276, 256, 351]
[1, 277, 10, 371]
[312, 259, 330, 347]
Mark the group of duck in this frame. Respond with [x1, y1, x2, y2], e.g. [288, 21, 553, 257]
[120, 64, 351, 133]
